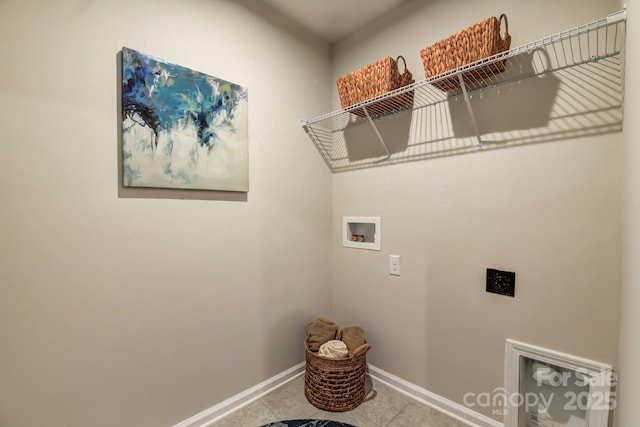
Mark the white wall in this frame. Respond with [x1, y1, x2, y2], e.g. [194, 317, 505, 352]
[618, 0, 640, 425]
[331, 0, 623, 421]
[0, 1, 332, 426]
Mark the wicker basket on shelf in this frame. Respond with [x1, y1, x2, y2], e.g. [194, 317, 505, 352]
[337, 56, 414, 117]
[420, 14, 511, 91]
[304, 323, 371, 412]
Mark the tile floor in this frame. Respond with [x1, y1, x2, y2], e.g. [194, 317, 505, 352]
[208, 373, 469, 427]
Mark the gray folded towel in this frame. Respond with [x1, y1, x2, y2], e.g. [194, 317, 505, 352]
[340, 325, 365, 357]
[308, 317, 340, 352]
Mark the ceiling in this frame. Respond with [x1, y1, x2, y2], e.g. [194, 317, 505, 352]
[261, 0, 410, 43]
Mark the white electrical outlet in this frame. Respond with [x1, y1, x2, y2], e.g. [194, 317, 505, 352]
[389, 255, 400, 276]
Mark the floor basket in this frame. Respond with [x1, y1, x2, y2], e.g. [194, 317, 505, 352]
[304, 336, 371, 412]
[337, 56, 414, 117]
[420, 14, 511, 91]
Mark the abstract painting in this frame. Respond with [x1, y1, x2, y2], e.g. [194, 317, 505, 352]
[121, 47, 248, 191]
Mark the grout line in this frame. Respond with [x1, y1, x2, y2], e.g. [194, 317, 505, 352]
[257, 400, 281, 423]
[381, 401, 408, 427]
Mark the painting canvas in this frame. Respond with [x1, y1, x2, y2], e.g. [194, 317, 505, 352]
[121, 47, 248, 191]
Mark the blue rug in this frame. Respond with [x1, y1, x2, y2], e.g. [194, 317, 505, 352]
[260, 420, 356, 427]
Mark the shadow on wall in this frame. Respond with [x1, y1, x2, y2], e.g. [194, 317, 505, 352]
[343, 111, 412, 162]
[231, 0, 329, 52]
[448, 51, 560, 138]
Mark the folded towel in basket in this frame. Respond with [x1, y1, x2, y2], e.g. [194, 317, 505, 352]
[308, 317, 340, 352]
[318, 340, 349, 359]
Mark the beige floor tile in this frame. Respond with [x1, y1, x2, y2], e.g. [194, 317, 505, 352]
[386, 401, 468, 427]
[260, 375, 320, 420]
[355, 378, 413, 426]
[208, 400, 279, 427]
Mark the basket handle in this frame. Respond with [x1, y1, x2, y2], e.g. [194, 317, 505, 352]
[305, 321, 314, 338]
[499, 13, 509, 38]
[351, 342, 371, 357]
[396, 55, 408, 75]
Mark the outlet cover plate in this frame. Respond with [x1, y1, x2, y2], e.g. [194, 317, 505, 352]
[486, 268, 515, 297]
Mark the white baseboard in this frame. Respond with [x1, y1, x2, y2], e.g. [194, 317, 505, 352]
[172, 362, 305, 427]
[367, 364, 503, 427]
[174, 362, 503, 427]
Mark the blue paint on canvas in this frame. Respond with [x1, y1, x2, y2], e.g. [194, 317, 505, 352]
[121, 47, 248, 191]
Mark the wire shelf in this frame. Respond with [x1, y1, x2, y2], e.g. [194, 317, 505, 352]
[301, 10, 626, 172]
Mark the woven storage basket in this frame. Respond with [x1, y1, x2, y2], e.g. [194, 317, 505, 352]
[337, 56, 414, 117]
[304, 325, 371, 412]
[420, 14, 511, 91]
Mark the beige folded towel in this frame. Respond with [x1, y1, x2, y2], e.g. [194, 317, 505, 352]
[308, 317, 340, 352]
[340, 325, 365, 357]
[318, 340, 349, 359]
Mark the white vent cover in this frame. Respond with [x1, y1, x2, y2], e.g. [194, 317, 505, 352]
[504, 339, 614, 427]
